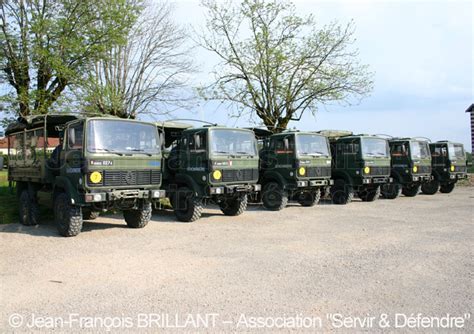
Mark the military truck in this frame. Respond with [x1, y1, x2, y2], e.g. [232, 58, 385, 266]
[250, 128, 332, 210]
[158, 122, 261, 222]
[380, 137, 432, 198]
[6, 115, 165, 237]
[318, 131, 392, 204]
[421, 141, 468, 194]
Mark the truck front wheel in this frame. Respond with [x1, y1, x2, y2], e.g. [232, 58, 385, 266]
[297, 189, 321, 207]
[220, 194, 248, 216]
[330, 179, 354, 205]
[358, 185, 381, 202]
[381, 182, 402, 199]
[18, 189, 40, 226]
[439, 182, 455, 193]
[54, 193, 83, 237]
[402, 183, 420, 197]
[262, 182, 288, 211]
[421, 179, 439, 195]
[123, 202, 151, 228]
[173, 187, 203, 222]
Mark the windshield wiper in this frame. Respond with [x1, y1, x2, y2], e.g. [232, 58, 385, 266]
[214, 150, 230, 154]
[93, 148, 123, 156]
[127, 149, 152, 156]
[236, 151, 253, 155]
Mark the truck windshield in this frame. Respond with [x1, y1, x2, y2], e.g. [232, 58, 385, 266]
[361, 138, 389, 157]
[296, 134, 330, 157]
[448, 144, 465, 159]
[210, 129, 257, 156]
[410, 141, 430, 159]
[87, 120, 160, 155]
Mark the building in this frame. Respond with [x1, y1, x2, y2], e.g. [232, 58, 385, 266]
[0, 136, 60, 156]
[467, 103, 474, 152]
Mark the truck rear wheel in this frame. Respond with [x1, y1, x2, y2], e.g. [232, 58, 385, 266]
[421, 179, 439, 195]
[439, 182, 455, 193]
[18, 189, 40, 226]
[123, 202, 151, 228]
[54, 193, 83, 237]
[381, 182, 402, 199]
[173, 187, 203, 222]
[331, 179, 354, 205]
[262, 182, 288, 211]
[402, 183, 420, 197]
[358, 185, 381, 202]
[83, 210, 100, 220]
[219, 194, 248, 216]
[297, 189, 321, 207]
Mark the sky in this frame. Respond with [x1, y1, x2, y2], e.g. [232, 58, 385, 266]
[166, 0, 473, 150]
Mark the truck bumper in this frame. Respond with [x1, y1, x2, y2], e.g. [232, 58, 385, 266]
[450, 173, 468, 180]
[362, 177, 392, 184]
[296, 179, 333, 187]
[412, 175, 432, 182]
[209, 184, 261, 195]
[84, 189, 166, 203]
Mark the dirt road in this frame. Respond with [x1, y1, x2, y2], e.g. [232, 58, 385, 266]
[1, 188, 472, 332]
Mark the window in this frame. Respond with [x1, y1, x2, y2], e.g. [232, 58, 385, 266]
[272, 136, 294, 154]
[391, 144, 406, 157]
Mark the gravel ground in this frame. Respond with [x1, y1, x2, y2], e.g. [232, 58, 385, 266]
[1, 188, 473, 332]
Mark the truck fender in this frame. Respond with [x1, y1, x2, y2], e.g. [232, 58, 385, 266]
[331, 171, 353, 186]
[261, 171, 286, 188]
[53, 176, 81, 205]
[172, 173, 204, 197]
[390, 170, 403, 184]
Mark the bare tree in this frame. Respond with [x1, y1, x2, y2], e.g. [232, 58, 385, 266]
[198, 0, 373, 132]
[82, 1, 194, 119]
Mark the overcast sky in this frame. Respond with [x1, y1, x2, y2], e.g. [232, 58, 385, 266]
[167, 0, 473, 150]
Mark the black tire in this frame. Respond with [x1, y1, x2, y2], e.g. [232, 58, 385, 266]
[297, 189, 321, 207]
[381, 182, 402, 199]
[219, 194, 248, 216]
[421, 179, 439, 195]
[18, 189, 40, 226]
[83, 210, 100, 220]
[123, 201, 151, 228]
[402, 183, 420, 197]
[439, 183, 455, 194]
[173, 187, 203, 222]
[54, 193, 83, 237]
[262, 182, 288, 211]
[330, 179, 354, 205]
[358, 185, 381, 202]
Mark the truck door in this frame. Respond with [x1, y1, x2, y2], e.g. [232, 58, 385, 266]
[61, 121, 84, 179]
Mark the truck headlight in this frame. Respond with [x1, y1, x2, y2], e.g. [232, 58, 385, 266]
[364, 166, 370, 174]
[212, 170, 222, 180]
[450, 165, 455, 172]
[89, 171, 102, 184]
[298, 167, 306, 176]
[413, 166, 418, 173]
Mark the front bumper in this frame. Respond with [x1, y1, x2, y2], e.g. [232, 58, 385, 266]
[362, 177, 392, 184]
[296, 178, 333, 188]
[209, 184, 261, 195]
[412, 174, 432, 182]
[84, 189, 166, 203]
[450, 173, 468, 180]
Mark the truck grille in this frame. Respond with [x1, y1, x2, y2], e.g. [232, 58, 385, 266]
[306, 166, 331, 178]
[221, 169, 258, 183]
[415, 165, 431, 174]
[453, 166, 467, 173]
[371, 166, 391, 176]
[89, 170, 161, 187]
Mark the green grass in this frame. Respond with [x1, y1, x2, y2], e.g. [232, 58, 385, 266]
[0, 170, 18, 224]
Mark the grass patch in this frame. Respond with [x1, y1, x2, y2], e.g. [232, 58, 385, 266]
[0, 170, 17, 224]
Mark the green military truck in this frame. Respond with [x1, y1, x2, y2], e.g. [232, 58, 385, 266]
[6, 115, 165, 237]
[421, 141, 468, 194]
[251, 129, 332, 210]
[381, 137, 432, 198]
[319, 131, 392, 204]
[159, 122, 261, 222]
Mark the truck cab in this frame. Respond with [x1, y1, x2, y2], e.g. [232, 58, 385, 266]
[319, 131, 392, 204]
[421, 141, 467, 194]
[381, 138, 432, 198]
[159, 122, 260, 222]
[253, 129, 332, 210]
[7, 115, 165, 236]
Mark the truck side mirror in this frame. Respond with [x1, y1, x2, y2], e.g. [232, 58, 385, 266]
[159, 132, 165, 148]
[283, 138, 289, 150]
[194, 134, 201, 149]
[68, 128, 75, 147]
